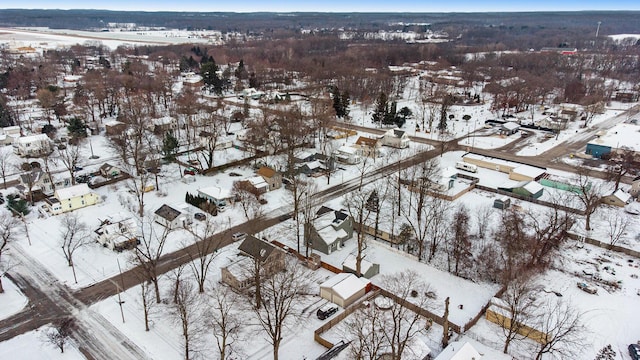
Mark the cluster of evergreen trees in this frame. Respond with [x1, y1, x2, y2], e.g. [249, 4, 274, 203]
[330, 86, 350, 118]
[372, 92, 412, 128]
[185, 192, 218, 216]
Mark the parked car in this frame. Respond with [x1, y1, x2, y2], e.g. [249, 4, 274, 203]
[183, 167, 197, 176]
[194, 213, 206, 221]
[231, 232, 247, 242]
[629, 343, 640, 360]
[577, 282, 598, 294]
[317, 305, 338, 320]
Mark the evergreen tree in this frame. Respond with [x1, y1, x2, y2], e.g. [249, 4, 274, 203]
[162, 132, 179, 161]
[372, 92, 388, 125]
[594, 345, 616, 360]
[340, 90, 350, 118]
[66, 117, 87, 140]
[7, 194, 29, 216]
[201, 61, 223, 95]
[0, 96, 15, 128]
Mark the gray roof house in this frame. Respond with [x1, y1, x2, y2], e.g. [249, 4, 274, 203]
[154, 204, 184, 229]
[222, 235, 286, 290]
[307, 206, 354, 255]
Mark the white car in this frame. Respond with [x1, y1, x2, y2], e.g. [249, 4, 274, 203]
[231, 232, 247, 242]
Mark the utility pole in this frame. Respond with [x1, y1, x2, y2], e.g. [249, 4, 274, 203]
[596, 21, 602, 38]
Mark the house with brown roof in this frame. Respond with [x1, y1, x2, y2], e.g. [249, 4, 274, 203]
[257, 166, 282, 191]
[221, 235, 286, 290]
[354, 136, 381, 158]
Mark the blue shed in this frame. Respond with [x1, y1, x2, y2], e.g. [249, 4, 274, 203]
[585, 143, 612, 159]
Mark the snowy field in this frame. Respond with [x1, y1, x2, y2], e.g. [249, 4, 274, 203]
[0, 325, 84, 360]
[0, 277, 28, 321]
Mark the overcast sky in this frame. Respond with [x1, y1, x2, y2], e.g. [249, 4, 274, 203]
[2, 0, 639, 12]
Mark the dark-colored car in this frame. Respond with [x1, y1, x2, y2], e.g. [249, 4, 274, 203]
[194, 213, 206, 221]
[630, 343, 640, 360]
[317, 305, 338, 320]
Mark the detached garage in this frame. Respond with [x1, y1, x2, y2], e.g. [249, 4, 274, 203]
[319, 273, 370, 308]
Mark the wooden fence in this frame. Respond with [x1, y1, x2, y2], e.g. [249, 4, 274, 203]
[474, 184, 585, 215]
[567, 232, 640, 258]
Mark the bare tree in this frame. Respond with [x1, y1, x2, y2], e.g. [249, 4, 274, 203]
[605, 146, 639, 191]
[380, 271, 433, 359]
[606, 211, 630, 246]
[185, 218, 224, 293]
[57, 143, 82, 186]
[533, 299, 586, 360]
[0, 147, 13, 189]
[346, 301, 386, 360]
[59, 213, 90, 284]
[474, 204, 494, 241]
[572, 169, 603, 231]
[495, 276, 539, 354]
[170, 280, 205, 360]
[0, 213, 19, 293]
[232, 180, 262, 220]
[45, 318, 75, 353]
[208, 285, 242, 360]
[524, 193, 575, 267]
[252, 259, 312, 360]
[132, 217, 170, 303]
[138, 274, 157, 332]
[447, 205, 472, 276]
[343, 187, 374, 276]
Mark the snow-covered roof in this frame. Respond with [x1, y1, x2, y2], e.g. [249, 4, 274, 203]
[589, 123, 640, 152]
[320, 272, 369, 300]
[612, 189, 632, 203]
[336, 145, 357, 155]
[522, 181, 544, 195]
[15, 133, 49, 144]
[441, 167, 457, 179]
[55, 183, 93, 199]
[343, 254, 376, 274]
[502, 121, 520, 130]
[434, 341, 481, 360]
[198, 186, 231, 200]
[246, 176, 268, 189]
[511, 164, 546, 178]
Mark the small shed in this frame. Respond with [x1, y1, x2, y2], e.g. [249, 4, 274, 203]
[319, 273, 370, 308]
[154, 204, 184, 229]
[493, 196, 511, 210]
[342, 254, 379, 279]
[509, 165, 546, 181]
[602, 189, 633, 207]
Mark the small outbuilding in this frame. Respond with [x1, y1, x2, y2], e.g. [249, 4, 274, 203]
[154, 204, 185, 229]
[342, 254, 379, 279]
[602, 189, 633, 207]
[319, 272, 370, 308]
[500, 122, 520, 135]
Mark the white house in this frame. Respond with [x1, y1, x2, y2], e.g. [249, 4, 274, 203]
[0, 126, 21, 145]
[381, 128, 410, 148]
[197, 186, 232, 211]
[46, 183, 100, 215]
[154, 204, 187, 229]
[95, 215, 139, 251]
[334, 145, 361, 165]
[13, 134, 52, 157]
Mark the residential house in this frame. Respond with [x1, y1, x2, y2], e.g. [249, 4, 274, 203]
[381, 128, 410, 148]
[198, 186, 232, 211]
[307, 206, 354, 255]
[334, 145, 361, 165]
[354, 136, 381, 158]
[0, 126, 21, 145]
[99, 163, 121, 179]
[46, 183, 100, 215]
[294, 150, 316, 164]
[342, 253, 380, 279]
[243, 176, 269, 195]
[221, 235, 286, 290]
[602, 189, 633, 207]
[104, 120, 127, 137]
[181, 72, 203, 88]
[94, 215, 139, 251]
[151, 117, 177, 134]
[13, 134, 52, 157]
[297, 160, 325, 176]
[257, 166, 282, 191]
[154, 204, 186, 229]
[319, 273, 370, 308]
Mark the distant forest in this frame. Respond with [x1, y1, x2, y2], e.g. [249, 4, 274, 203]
[0, 9, 639, 50]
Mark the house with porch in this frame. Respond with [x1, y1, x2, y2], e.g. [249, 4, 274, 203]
[334, 145, 361, 165]
[46, 183, 100, 215]
[381, 128, 410, 148]
[13, 134, 52, 157]
[257, 166, 282, 191]
[221, 236, 286, 290]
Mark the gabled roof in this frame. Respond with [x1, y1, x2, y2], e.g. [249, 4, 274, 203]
[56, 183, 93, 200]
[502, 122, 520, 130]
[154, 204, 182, 221]
[238, 235, 280, 262]
[612, 189, 632, 203]
[522, 181, 544, 195]
[257, 166, 277, 178]
[393, 129, 406, 138]
[20, 169, 46, 184]
[320, 273, 369, 300]
[355, 136, 379, 147]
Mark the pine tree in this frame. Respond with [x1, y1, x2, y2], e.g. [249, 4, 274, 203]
[372, 92, 388, 125]
[201, 61, 223, 95]
[594, 344, 616, 360]
[162, 132, 179, 161]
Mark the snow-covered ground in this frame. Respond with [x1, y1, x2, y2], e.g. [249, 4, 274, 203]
[0, 276, 28, 320]
[0, 325, 84, 360]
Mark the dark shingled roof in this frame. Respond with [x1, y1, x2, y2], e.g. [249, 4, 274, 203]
[238, 235, 278, 262]
[154, 204, 181, 221]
